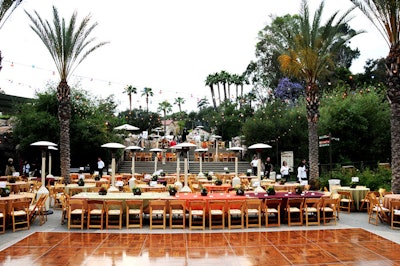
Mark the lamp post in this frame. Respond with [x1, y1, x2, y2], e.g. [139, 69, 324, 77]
[228, 147, 244, 176]
[174, 142, 197, 192]
[101, 142, 126, 192]
[46, 146, 58, 178]
[195, 148, 208, 177]
[30, 141, 57, 209]
[150, 148, 162, 173]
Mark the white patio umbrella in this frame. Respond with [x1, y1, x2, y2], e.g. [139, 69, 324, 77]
[114, 124, 139, 131]
[30, 141, 57, 208]
[101, 142, 126, 191]
[248, 143, 272, 192]
[228, 147, 244, 175]
[150, 148, 162, 172]
[195, 148, 208, 177]
[174, 142, 197, 192]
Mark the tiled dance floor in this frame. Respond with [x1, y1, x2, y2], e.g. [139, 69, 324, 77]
[1, 228, 399, 265]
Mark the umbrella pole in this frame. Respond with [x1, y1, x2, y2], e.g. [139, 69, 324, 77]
[235, 156, 238, 176]
[180, 158, 192, 192]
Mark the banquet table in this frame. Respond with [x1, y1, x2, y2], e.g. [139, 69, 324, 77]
[0, 194, 31, 215]
[383, 194, 400, 209]
[71, 178, 109, 184]
[202, 184, 231, 193]
[272, 183, 300, 192]
[136, 184, 167, 192]
[5, 181, 29, 194]
[65, 183, 96, 194]
[336, 186, 370, 210]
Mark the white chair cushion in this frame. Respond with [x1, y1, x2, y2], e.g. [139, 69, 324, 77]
[108, 210, 121, 215]
[229, 209, 242, 215]
[151, 210, 165, 215]
[247, 209, 259, 214]
[171, 209, 184, 215]
[266, 208, 278, 213]
[129, 209, 141, 215]
[71, 209, 83, 214]
[288, 207, 300, 212]
[321, 207, 333, 212]
[90, 209, 103, 215]
[305, 207, 318, 212]
[210, 210, 223, 215]
[191, 210, 204, 215]
[13, 210, 27, 216]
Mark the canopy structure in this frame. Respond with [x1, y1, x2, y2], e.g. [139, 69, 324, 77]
[114, 124, 139, 131]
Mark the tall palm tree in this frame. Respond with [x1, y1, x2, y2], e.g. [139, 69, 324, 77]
[26, 6, 108, 183]
[219, 70, 230, 101]
[158, 100, 172, 134]
[123, 85, 137, 113]
[205, 73, 217, 110]
[174, 97, 185, 113]
[0, 0, 23, 71]
[141, 87, 153, 112]
[278, 0, 360, 188]
[350, 0, 400, 192]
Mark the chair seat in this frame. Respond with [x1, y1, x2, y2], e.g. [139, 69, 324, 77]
[152, 210, 165, 215]
[288, 207, 301, 212]
[266, 208, 278, 213]
[210, 210, 223, 215]
[372, 206, 389, 212]
[108, 210, 121, 215]
[171, 209, 184, 215]
[341, 199, 353, 202]
[305, 207, 318, 212]
[71, 209, 84, 214]
[229, 209, 242, 215]
[128, 209, 141, 215]
[394, 210, 400, 215]
[321, 207, 333, 212]
[247, 209, 259, 214]
[13, 210, 27, 216]
[90, 209, 103, 215]
[0, 213, 3, 218]
[191, 210, 204, 215]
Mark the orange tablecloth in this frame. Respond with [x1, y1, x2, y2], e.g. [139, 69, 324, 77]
[383, 194, 400, 209]
[173, 192, 247, 210]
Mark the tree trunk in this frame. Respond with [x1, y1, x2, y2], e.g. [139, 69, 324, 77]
[387, 44, 400, 193]
[306, 82, 320, 190]
[57, 80, 71, 184]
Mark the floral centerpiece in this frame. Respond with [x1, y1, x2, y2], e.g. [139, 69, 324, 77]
[224, 167, 229, 174]
[267, 186, 275, 195]
[77, 178, 85, 186]
[167, 185, 177, 196]
[151, 174, 158, 181]
[235, 185, 245, 196]
[0, 187, 10, 197]
[214, 178, 223, 186]
[246, 169, 252, 177]
[132, 186, 142, 195]
[8, 176, 16, 183]
[200, 185, 208, 196]
[98, 185, 107, 195]
[295, 185, 304, 195]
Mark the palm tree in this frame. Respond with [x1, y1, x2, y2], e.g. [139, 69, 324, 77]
[26, 6, 108, 183]
[205, 73, 217, 110]
[0, 0, 23, 71]
[158, 100, 172, 134]
[174, 97, 185, 113]
[141, 87, 153, 112]
[350, 0, 400, 193]
[219, 70, 230, 101]
[123, 85, 137, 113]
[278, 0, 359, 188]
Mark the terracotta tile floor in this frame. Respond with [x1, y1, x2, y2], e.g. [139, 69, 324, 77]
[1, 228, 400, 266]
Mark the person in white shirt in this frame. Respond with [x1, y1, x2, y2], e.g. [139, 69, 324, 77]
[280, 160, 290, 182]
[97, 157, 105, 178]
[250, 155, 258, 176]
[297, 160, 308, 185]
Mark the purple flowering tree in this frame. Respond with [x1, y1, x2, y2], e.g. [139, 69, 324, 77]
[274, 77, 303, 104]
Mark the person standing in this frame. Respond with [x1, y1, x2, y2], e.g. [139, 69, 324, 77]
[23, 161, 30, 177]
[264, 157, 273, 179]
[5, 158, 16, 176]
[250, 155, 258, 176]
[97, 157, 105, 178]
[280, 160, 290, 182]
[297, 160, 308, 184]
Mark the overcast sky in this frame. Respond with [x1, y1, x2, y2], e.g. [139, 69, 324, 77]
[0, 0, 388, 113]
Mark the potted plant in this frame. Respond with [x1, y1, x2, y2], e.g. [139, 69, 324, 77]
[8, 176, 16, 184]
[235, 185, 245, 196]
[295, 185, 304, 195]
[0, 187, 10, 197]
[151, 174, 158, 182]
[132, 186, 142, 195]
[279, 179, 286, 185]
[94, 174, 100, 181]
[167, 185, 177, 196]
[160, 171, 166, 177]
[200, 186, 208, 196]
[77, 178, 85, 186]
[224, 167, 229, 174]
[246, 169, 252, 177]
[98, 186, 107, 195]
[214, 178, 223, 186]
[267, 186, 276, 195]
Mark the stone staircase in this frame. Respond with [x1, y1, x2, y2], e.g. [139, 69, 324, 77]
[117, 160, 251, 175]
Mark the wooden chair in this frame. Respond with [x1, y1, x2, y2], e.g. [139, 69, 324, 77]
[87, 200, 104, 229]
[337, 191, 353, 213]
[188, 200, 206, 230]
[320, 198, 337, 225]
[67, 199, 85, 230]
[390, 200, 400, 230]
[11, 200, 30, 232]
[126, 199, 143, 229]
[360, 191, 380, 213]
[304, 198, 320, 226]
[104, 200, 123, 229]
[0, 202, 6, 233]
[149, 200, 167, 229]
[227, 200, 245, 229]
[169, 200, 186, 229]
[29, 194, 48, 225]
[60, 193, 70, 225]
[208, 200, 225, 229]
[264, 198, 281, 227]
[245, 198, 262, 228]
[285, 198, 304, 226]
[368, 192, 390, 225]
